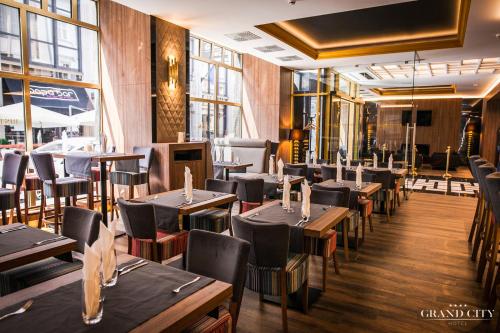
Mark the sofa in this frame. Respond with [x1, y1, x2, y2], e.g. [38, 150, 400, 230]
[212, 138, 272, 176]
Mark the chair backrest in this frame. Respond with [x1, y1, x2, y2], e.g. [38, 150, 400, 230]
[236, 178, 264, 203]
[477, 163, 497, 202]
[468, 155, 481, 180]
[365, 169, 393, 190]
[64, 154, 92, 178]
[133, 146, 154, 171]
[310, 189, 347, 206]
[1, 153, 29, 188]
[486, 173, 500, 224]
[311, 184, 350, 208]
[30, 152, 56, 182]
[62, 207, 101, 253]
[473, 159, 488, 190]
[285, 163, 307, 176]
[317, 159, 329, 165]
[320, 165, 336, 181]
[117, 198, 157, 240]
[187, 230, 250, 305]
[214, 138, 271, 173]
[345, 170, 375, 182]
[283, 167, 303, 177]
[205, 178, 237, 194]
[232, 215, 289, 268]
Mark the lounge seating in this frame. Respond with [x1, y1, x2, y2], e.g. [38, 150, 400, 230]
[213, 138, 271, 174]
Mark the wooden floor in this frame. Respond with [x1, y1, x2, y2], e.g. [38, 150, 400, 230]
[418, 165, 473, 179]
[236, 192, 497, 333]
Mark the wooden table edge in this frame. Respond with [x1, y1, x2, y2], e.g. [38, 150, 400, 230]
[0, 239, 77, 272]
[51, 153, 145, 162]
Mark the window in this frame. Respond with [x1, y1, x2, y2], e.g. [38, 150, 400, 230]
[0, 4, 22, 73]
[0, 0, 100, 159]
[189, 35, 242, 140]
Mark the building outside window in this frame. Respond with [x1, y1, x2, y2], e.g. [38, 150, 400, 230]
[189, 35, 242, 141]
[0, 0, 100, 178]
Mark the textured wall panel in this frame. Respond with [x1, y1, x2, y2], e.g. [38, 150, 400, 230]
[154, 19, 187, 143]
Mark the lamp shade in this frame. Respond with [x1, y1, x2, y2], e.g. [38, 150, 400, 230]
[289, 128, 305, 141]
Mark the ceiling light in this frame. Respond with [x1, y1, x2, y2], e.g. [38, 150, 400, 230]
[461, 70, 476, 75]
[463, 59, 480, 65]
[379, 104, 414, 108]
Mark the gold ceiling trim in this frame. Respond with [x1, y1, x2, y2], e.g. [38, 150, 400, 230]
[256, 0, 470, 60]
[371, 85, 457, 96]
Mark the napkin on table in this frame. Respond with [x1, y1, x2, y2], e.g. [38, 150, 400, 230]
[312, 152, 317, 166]
[184, 166, 193, 201]
[301, 180, 311, 220]
[277, 158, 284, 181]
[388, 154, 393, 170]
[269, 155, 275, 175]
[83, 242, 101, 318]
[282, 175, 291, 210]
[99, 221, 116, 283]
[356, 164, 363, 188]
[373, 153, 378, 169]
[336, 152, 342, 183]
[346, 155, 351, 168]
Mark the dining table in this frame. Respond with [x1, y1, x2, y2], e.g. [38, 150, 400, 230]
[52, 152, 145, 226]
[316, 179, 382, 197]
[240, 200, 350, 260]
[0, 254, 232, 332]
[212, 161, 253, 180]
[133, 189, 237, 232]
[229, 173, 305, 198]
[0, 223, 76, 272]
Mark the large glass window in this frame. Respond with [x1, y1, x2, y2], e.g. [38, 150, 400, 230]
[189, 35, 242, 140]
[0, 1, 100, 157]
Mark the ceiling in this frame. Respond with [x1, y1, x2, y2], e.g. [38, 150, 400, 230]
[114, 0, 500, 99]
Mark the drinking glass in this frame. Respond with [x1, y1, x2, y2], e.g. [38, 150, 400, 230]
[82, 279, 103, 325]
[102, 250, 118, 288]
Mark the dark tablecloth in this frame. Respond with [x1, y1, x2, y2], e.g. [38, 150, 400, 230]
[230, 173, 303, 198]
[246, 201, 330, 253]
[141, 190, 228, 232]
[0, 225, 66, 257]
[0, 260, 214, 333]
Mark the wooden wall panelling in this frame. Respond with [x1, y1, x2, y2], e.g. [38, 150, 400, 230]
[278, 67, 292, 163]
[242, 54, 280, 142]
[481, 95, 500, 163]
[154, 19, 187, 143]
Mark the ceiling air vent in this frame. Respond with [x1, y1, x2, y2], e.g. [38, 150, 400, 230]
[255, 45, 285, 53]
[224, 31, 262, 42]
[277, 55, 302, 62]
[360, 72, 375, 80]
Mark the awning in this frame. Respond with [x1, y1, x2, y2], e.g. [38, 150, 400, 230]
[0, 102, 78, 128]
[28, 82, 95, 112]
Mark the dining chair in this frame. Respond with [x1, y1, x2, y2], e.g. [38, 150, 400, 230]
[365, 169, 394, 222]
[232, 215, 309, 333]
[474, 163, 497, 286]
[468, 155, 482, 243]
[0, 153, 29, 225]
[185, 230, 250, 332]
[189, 179, 237, 235]
[320, 165, 337, 181]
[0, 207, 101, 296]
[117, 198, 188, 263]
[31, 153, 92, 234]
[309, 189, 341, 290]
[471, 158, 490, 260]
[110, 146, 154, 220]
[235, 178, 264, 214]
[283, 166, 303, 177]
[90, 146, 116, 202]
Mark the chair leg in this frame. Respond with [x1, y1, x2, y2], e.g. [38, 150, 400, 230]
[24, 189, 29, 225]
[127, 236, 132, 255]
[15, 192, 22, 224]
[110, 184, 115, 221]
[396, 191, 401, 207]
[88, 181, 94, 210]
[147, 178, 151, 195]
[477, 211, 492, 282]
[484, 224, 500, 300]
[322, 256, 327, 292]
[1, 209, 6, 225]
[72, 196, 77, 207]
[238, 201, 243, 214]
[54, 196, 61, 234]
[301, 278, 308, 314]
[280, 269, 288, 333]
[468, 198, 481, 242]
[332, 251, 340, 274]
[129, 184, 134, 200]
[472, 200, 487, 261]
[369, 215, 373, 232]
[385, 191, 391, 223]
[361, 215, 366, 241]
[38, 193, 45, 229]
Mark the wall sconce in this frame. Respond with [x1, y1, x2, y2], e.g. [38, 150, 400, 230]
[166, 55, 178, 90]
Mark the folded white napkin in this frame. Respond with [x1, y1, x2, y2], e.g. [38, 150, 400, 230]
[282, 175, 291, 210]
[184, 166, 193, 201]
[346, 155, 351, 168]
[373, 153, 378, 169]
[99, 221, 116, 284]
[336, 152, 342, 182]
[388, 154, 393, 170]
[277, 158, 284, 181]
[356, 164, 363, 188]
[83, 242, 101, 318]
[269, 155, 275, 175]
[301, 180, 311, 220]
[312, 152, 317, 166]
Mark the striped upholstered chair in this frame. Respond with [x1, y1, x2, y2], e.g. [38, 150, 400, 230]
[31, 153, 92, 234]
[0, 153, 29, 224]
[0, 207, 100, 296]
[345, 170, 376, 237]
[232, 215, 309, 333]
[185, 230, 250, 332]
[189, 179, 237, 235]
[117, 198, 188, 263]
